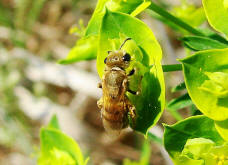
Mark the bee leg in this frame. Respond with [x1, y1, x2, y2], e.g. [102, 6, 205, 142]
[127, 68, 140, 95]
[127, 73, 143, 95]
[127, 89, 137, 95]
[127, 101, 137, 128]
[123, 78, 137, 95]
[97, 98, 103, 110]
[136, 75, 143, 95]
[127, 69, 135, 76]
[122, 78, 128, 91]
[97, 82, 102, 88]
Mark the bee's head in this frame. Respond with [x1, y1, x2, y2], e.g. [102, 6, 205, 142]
[104, 50, 131, 69]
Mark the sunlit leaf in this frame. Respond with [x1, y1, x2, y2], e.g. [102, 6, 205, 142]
[61, 0, 151, 64]
[39, 116, 88, 165]
[175, 138, 228, 165]
[199, 72, 228, 98]
[175, 155, 204, 165]
[164, 115, 224, 159]
[85, 0, 151, 37]
[181, 138, 215, 159]
[179, 48, 228, 121]
[215, 119, 228, 141]
[202, 144, 228, 165]
[203, 0, 228, 37]
[172, 4, 206, 27]
[225, 0, 228, 9]
[58, 36, 98, 64]
[47, 115, 60, 130]
[39, 147, 75, 165]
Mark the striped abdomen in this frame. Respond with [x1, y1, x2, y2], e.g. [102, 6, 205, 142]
[102, 100, 128, 131]
[102, 70, 129, 131]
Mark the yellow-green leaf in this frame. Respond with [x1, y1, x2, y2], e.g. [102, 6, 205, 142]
[164, 115, 224, 159]
[85, 0, 151, 37]
[179, 48, 228, 121]
[58, 36, 98, 64]
[203, 0, 228, 37]
[215, 119, 228, 141]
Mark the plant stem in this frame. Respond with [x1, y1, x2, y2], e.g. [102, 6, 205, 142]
[162, 64, 182, 72]
[148, 2, 205, 36]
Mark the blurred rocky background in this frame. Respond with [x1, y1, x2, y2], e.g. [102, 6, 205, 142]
[0, 0, 203, 164]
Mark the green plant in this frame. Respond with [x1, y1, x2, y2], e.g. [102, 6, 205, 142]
[123, 140, 151, 165]
[56, 0, 228, 164]
[38, 115, 89, 165]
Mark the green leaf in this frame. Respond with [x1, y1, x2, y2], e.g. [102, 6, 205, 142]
[62, 0, 151, 64]
[85, 0, 151, 37]
[39, 128, 86, 165]
[199, 72, 228, 98]
[39, 147, 76, 165]
[171, 82, 186, 92]
[39, 116, 88, 165]
[166, 93, 192, 121]
[175, 155, 204, 165]
[97, 9, 163, 75]
[58, 36, 98, 64]
[162, 64, 182, 72]
[225, 0, 228, 9]
[179, 48, 228, 121]
[203, 0, 228, 37]
[190, 105, 202, 116]
[163, 115, 224, 159]
[177, 139, 228, 165]
[181, 138, 215, 159]
[172, 4, 206, 28]
[167, 93, 192, 111]
[202, 143, 228, 165]
[181, 36, 228, 51]
[47, 115, 60, 130]
[215, 119, 228, 141]
[69, 19, 86, 37]
[130, 1, 151, 17]
[198, 28, 228, 45]
[98, 9, 165, 135]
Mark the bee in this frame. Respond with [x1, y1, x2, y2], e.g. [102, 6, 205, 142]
[97, 38, 137, 135]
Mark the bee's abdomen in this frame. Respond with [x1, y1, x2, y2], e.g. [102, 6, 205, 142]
[102, 104, 128, 130]
[102, 110, 123, 123]
[102, 115, 127, 130]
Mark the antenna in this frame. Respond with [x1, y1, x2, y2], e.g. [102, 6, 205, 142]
[119, 38, 132, 50]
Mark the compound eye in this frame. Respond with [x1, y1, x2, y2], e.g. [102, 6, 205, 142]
[104, 57, 107, 64]
[123, 53, 131, 61]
